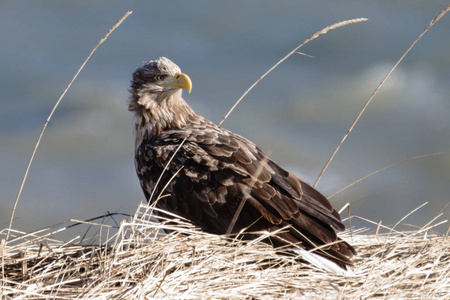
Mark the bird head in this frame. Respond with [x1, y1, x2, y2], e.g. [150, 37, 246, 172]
[130, 57, 191, 104]
[129, 57, 196, 135]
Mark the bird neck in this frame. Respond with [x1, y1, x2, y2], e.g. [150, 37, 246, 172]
[131, 90, 197, 143]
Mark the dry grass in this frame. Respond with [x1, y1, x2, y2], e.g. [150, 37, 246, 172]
[1, 202, 449, 299]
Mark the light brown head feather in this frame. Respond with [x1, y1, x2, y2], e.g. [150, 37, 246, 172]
[129, 57, 196, 140]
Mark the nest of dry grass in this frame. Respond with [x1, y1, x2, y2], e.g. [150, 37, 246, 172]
[1, 203, 449, 299]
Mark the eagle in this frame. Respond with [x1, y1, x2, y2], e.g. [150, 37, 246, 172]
[129, 57, 356, 273]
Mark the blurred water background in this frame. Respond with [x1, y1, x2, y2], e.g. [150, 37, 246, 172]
[1, 1, 449, 238]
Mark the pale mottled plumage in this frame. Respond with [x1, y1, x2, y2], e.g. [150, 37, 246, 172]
[129, 57, 356, 271]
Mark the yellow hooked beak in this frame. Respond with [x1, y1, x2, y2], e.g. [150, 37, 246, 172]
[166, 72, 192, 94]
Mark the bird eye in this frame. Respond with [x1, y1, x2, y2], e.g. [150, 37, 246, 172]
[155, 75, 165, 81]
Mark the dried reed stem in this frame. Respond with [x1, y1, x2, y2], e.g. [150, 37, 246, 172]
[7, 11, 133, 240]
[314, 5, 450, 188]
[218, 18, 368, 127]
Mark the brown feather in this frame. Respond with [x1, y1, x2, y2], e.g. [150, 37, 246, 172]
[129, 57, 356, 270]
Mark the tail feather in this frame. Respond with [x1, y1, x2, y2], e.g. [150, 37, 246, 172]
[291, 248, 355, 276]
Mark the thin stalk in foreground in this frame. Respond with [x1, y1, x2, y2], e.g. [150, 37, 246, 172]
[6, 11, 133, 240]
[327, 152, 442, 199]
[219, 18, 368, 127]
[314, 5, 450, 188]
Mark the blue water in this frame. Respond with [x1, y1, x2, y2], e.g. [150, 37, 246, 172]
[1, 1, 449, 237]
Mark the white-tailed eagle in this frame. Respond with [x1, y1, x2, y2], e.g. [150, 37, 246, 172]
[129, 57, 355, 272]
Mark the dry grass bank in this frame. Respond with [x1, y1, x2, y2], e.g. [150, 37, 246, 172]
[1, 202, 448, 299]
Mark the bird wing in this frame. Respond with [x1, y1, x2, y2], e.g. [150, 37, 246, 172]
[136, 120, 346, 248]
